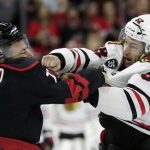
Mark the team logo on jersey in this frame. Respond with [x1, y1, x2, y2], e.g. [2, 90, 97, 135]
[104, 59, 118, 69]
[135, 18, 144, 24]
[140, 55, 150, 63]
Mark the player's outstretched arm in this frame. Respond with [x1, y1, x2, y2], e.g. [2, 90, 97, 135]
[42, 47, 107, 74]
[25, 63, 106, 105]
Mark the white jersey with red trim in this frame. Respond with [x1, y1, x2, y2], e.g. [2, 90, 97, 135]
[50, 42, 150, 135]
[42, 102, 98, 134]
[98, 59, 150, 135]
[49, 41, 123, 75]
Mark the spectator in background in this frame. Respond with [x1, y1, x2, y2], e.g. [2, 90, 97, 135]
[123, 0, 137, 22]
[70, 0, 85, 7]
[25, 0, 42, 22]
[100, 0, 122, 41]
[135, 0, 150, 16]
[60, 6, 83, 46]
[52, 0, 69, 30]
[83, 1, 111, 35]
[65, 38, 83, 48]
[124, 0, 150, 23]
[0, 0, 23, 28]
[42, 0, 58, 13]
[27, 4, 60, 58]
[84, 31, 104, 50]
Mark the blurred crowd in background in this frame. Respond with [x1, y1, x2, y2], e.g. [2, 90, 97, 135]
[1, 0, 150, 150]
[1, 0, 150, 58]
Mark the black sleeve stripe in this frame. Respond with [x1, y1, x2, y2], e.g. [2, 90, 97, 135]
[123, 89, 137, 119]
[51, 53, 66, 70]
[68, 49, 76, 72]
[127, 84, 150, 106]
[79, 48, 90, 69]
[70, 49, 76, 58]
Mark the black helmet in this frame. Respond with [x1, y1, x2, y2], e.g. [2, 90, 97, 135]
[0, 22, 23, 46]
[0, 22, 27, 59]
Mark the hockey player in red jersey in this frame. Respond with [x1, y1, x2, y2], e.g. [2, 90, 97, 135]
[42, 14, 150, 150]
[0, 22, 105, 150]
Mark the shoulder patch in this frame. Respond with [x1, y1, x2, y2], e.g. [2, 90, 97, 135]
[94, 46, 107, 58]
[104, 59, 118, 69]
[140, 55, 150, 63]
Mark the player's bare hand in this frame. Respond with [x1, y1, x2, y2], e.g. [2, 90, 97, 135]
[41, 55, 61, 72]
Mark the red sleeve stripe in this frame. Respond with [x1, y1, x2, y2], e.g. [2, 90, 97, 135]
[129, 88, 146, 115]
[72, 49, 81, 72]
[124, 89, 137, 119]
[133, 120, 150, 130]
[0, 61, 39, 72]
[127, 84, 150, 106]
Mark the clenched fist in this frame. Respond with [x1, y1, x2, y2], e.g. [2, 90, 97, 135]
[41, 55, 61, 72]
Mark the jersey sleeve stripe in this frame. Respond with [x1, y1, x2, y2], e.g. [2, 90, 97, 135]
[50, 53, 66, 70]
[125, 120, 150, 131]
[72, 48, 81, 72]
[133, 120, 150, 130]
[129, 88, 146, 115]
[67, 49, 76, 72]
[123, 89, 137, 119]
[79, 48, 90, 68]
[127, 84, 150, 106]
[70, 49, 76, 57]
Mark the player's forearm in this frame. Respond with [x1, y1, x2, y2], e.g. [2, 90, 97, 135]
[48, 48, 104, 73]
[33, 67, 105, 105]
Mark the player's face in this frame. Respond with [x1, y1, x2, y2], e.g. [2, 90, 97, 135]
[123, 36, 144, 67]
[7, 40, 33, 59]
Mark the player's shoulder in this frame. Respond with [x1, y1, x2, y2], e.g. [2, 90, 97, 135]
[105, 41, 123, 52]
[102, 41, 123, 71]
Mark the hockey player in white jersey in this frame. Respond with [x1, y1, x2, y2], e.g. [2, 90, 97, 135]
[41, 102, 100, 150]
[42, 14, 150, 150]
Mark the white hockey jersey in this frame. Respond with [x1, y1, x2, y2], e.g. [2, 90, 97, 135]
[41, 102, 98, 134]
[49, 42, 150, 135]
